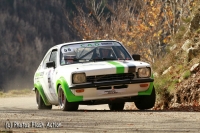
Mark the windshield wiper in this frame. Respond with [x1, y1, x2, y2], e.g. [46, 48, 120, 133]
[68, 58, 117, 63]
[90, 57, 117, 61]
[102, 57, 117, 60]
[71, 58, 94, 63]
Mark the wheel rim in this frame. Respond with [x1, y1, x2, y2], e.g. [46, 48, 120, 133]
[59, 88, 65, 109]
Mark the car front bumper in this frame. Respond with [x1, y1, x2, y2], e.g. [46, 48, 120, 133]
[70, 78, 154, 89]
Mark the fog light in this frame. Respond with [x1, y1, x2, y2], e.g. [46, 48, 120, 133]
[140, 84, 149, 87]
[76, 89, 84, 93]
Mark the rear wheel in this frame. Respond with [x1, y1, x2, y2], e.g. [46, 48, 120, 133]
[135, 86, 156, 110]
[58, 85, 79, 111]
[36, 89, 52, 110]
[108, 102, 125, 111]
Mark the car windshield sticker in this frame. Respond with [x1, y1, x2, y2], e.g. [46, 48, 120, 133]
[62, 47, 75, 53]
[61, 42, 121, 53]
[101, 42, 113, 45]
[63, 48, 72, 53]
[80, 42, 120, 47]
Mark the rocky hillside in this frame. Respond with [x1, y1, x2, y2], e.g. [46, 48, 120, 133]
[153, 9, 200, 110]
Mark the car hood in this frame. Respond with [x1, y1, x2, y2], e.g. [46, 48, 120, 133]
[60, 60, 151, 76]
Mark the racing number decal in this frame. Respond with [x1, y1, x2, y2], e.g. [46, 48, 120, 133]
[48, 70, 52, 89]
[43, 68, 58, 102]
[47, 69, 55, 94]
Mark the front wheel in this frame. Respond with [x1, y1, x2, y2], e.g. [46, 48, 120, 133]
[58, 85, 79, 111]
[108, 102, 125, 111]
[134, 86, 156, 110]
[36, 89, 52, 110]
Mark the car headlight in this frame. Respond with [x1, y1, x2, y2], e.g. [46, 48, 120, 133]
[138, 67, 151, 78]
[72, 73, 86, 84]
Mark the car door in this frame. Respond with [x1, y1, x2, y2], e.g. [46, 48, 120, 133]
[42, 49, 58, 104]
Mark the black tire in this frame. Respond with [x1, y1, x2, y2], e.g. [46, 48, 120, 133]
[36, 89, 52, 110]
[135, 86, 156, 110]
[58, 85, 79, 111]
[108, 102, 125, 111]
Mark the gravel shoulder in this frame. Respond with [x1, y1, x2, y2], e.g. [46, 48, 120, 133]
[0, 96, 200, 133]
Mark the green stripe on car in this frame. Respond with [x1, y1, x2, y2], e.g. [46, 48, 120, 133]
[56, 77, 83, 102]
[34, 83, 51, 105]
[107, 61, 125, 74]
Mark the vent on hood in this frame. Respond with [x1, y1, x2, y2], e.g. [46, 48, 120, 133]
[87, 73, 135, 82]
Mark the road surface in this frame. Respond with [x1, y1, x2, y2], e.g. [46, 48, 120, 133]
[0, 96, 200, 133]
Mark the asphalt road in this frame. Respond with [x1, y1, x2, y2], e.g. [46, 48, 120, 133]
[0, 96, 200, 133]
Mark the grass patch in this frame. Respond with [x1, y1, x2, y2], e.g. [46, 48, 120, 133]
[168, 80, 178, 93]
[154, 76, 170, 92]
[181, 17, 192, 23]
[154, 75, 171, 97]
[196, 28, 200, 34]
[0, 89, 34, 98]
[182, 70, 191, 79]
[154, 71, 179, 99]
[175, 32, 185, 41]
[9, 89, 32, 95]
[0, 91, 3, 96]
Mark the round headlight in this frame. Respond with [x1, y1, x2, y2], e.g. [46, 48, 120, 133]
[138, 67, 151, 78]
[72, 73, 86, 84]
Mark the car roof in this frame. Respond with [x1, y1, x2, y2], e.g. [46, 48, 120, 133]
[51, 40, 119, 49]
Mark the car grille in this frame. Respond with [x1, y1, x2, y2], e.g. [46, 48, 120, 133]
[86, 73, 135, 82]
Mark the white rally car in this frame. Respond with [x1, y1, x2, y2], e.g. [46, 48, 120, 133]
[33, 40, 155, 111]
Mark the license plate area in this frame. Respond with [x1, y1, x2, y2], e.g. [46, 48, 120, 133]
[97, 85, 128, 95]
[97, 85, 128, 90]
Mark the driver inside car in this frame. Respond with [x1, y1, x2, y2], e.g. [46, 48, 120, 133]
[99, 48, 112, 58]
[64, 55, 76, 64]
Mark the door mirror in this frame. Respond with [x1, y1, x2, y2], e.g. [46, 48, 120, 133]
[46, 61, 55, 68]
[132, 54, 140, 61]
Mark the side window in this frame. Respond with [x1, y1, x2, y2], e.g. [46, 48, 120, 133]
[42, 52, 51, 69]
[120, 47, 131, 59]
[118, 49, 125, 59]
[113, 46, 131, 59]
[113, 47, 125, 58]
[49, 50, 58, 67]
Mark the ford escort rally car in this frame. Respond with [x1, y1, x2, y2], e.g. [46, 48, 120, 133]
[33, 40, 156, 111]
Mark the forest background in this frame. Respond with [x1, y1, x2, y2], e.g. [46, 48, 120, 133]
[0, 0, 197, 94]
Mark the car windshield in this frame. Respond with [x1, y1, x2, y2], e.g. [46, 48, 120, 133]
[60, 41, 131, 65]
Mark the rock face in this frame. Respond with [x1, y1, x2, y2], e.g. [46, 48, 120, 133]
[162, 66, 173, 75]
[190, 63, 200, 73]
[187, 43, 200, 62]
[187, 47, 199, 62]
[170, 44, 177, 51]
[182, 39, 193, 52]
[153, 72, 159, 78]
[170, 69, 200, 109]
